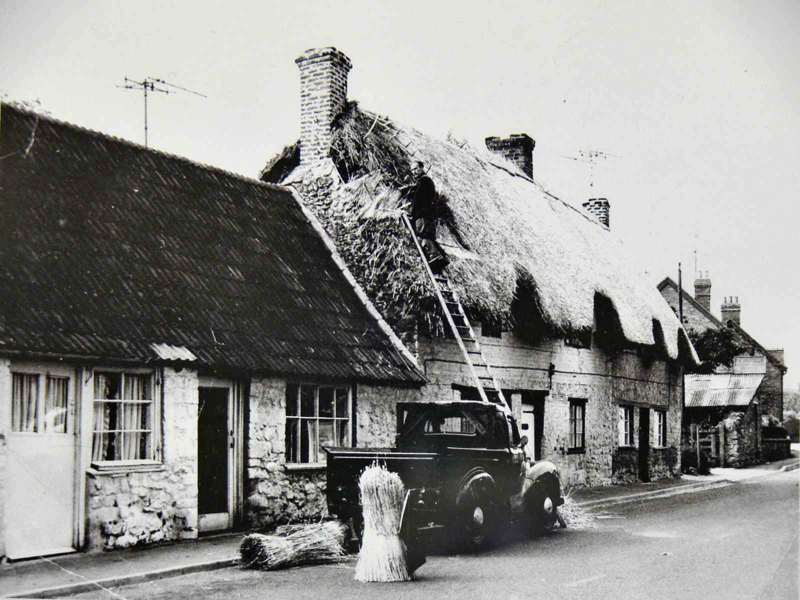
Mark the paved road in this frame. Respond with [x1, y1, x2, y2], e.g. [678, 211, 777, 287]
[73, 469, 799, 600]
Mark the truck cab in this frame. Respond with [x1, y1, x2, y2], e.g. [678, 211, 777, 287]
[325, 400, 563, 550]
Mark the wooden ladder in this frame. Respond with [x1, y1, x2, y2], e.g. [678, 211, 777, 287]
[401, 213, 508, 407]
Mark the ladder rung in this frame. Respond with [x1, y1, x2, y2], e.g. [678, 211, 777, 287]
[445, 301, 461, 313]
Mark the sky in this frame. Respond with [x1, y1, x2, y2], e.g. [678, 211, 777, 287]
[2, 1, 798, 388]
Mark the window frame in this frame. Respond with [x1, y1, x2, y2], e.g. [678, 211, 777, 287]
[10, 364, 75, 435]
[654, 409, 667, 448]
[618, 404, 635, 448]
[91, 368, 162, 469]
[567, 398, 587, 454]
[284, 383, 353, 467]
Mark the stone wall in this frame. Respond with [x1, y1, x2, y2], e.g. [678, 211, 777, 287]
[722, 404, 761, 467]
[87, 368, 199, 550]
[245, 377, 420, 530]
[0, 359, 9, 557]
[417, 327, 682, 487]
[759, 360, 784, 421]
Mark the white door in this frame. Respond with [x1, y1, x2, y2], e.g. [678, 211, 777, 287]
[6, 368, 76, 559]
[520, 402, 536, 462]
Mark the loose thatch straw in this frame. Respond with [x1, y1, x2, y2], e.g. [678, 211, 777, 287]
[355, 463, 411, 583]
[558, 490, 596, 530]
[239, 521, 348, 571]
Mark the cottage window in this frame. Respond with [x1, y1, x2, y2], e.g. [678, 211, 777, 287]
[654, 410, 667, 448]
[92, 371, 158, 464]
[568, 399, 586, 453]
[285, 384, 352, 464]
[618, 405, 635, 447]
[11, 372, 70, 433]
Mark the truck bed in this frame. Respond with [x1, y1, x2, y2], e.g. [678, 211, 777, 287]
[324, 447, 439, 519]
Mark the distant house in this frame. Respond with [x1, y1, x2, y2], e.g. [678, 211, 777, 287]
[658, 275, 788, 464]
[262, 48, 698, 489]
[0, 104, 423, 559]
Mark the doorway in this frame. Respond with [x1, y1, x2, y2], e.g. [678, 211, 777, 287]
[638, 407, 650, 482]
[197, 381, 241, 533]
[520, 391, 545, 461]
[6, 366, 76, 559]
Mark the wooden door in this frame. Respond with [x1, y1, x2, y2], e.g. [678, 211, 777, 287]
[6, 368, 76, 559]
[197, 386, 233, 532]
[638, 407, 651, 482]
[520, 402, 536, 462]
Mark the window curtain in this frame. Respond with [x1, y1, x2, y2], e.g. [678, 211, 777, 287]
[92, 373, 109, 461]
[12, 373, 39, 432]
[122, 374, 147, 460]
[44, 376, 68, 433]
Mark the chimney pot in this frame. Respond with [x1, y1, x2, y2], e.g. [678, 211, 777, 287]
[581, 197, 611, 228]
[295, 47, 352, 165]
[485, 134, 535, 177]
[694, 273, 712, 312]
[721, 295, 741, 328]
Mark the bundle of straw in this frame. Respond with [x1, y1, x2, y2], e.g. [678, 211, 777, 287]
[354, 463, 412, 583]
[239, 521, 348, 571]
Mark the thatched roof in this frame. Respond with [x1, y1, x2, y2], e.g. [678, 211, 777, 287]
[265, 102, 697, 364]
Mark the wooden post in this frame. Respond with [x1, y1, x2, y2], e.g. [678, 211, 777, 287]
[695, 424, 701, 468]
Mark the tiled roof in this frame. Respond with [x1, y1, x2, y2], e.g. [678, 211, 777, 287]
[685, 373, 764, 408]
[657, 277, 786, 372]
[0, 104, 423, 384]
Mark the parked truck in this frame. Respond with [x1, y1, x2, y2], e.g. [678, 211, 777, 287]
[325, 400, 564, 551]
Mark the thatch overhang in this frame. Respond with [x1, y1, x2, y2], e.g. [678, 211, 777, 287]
[265, 102, 699, 365]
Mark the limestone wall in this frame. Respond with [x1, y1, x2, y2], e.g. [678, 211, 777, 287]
[245, 377, 420, 530]
[417, 328, 682, 487]
[86, 368, 199, 550]
[0, 359, 9, 557]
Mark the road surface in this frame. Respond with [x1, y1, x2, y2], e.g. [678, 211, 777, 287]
[72, 468, 799, 600]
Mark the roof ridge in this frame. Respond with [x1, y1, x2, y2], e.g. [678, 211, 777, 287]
[1, 102, 285, 194]
[658, 277, 785, 370]
[356, 104, 610, 231]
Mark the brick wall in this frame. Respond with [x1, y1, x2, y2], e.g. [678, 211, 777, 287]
[87, 367, 199, 550]
[484, 134, 535, 177]
[296, 48, 351, 165]
[581, 198, 611, 228]
[418, 328, 682, 487]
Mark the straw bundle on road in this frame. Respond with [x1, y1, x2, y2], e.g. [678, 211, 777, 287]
[355, 463, 412, 583]
[239, 521, 348, 571]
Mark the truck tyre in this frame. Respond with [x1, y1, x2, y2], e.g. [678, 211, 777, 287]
[452, 473, 498, 552]
[527, 475, 561, 537]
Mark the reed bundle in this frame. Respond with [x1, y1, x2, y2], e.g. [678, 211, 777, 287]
[239, 521, 348, 571]
[354, 463, 412, 583]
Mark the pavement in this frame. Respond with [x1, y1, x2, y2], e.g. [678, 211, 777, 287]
[2, 449, 798, 599]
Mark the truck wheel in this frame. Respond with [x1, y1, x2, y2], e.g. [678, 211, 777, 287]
[528, 480, 560, 536]
[453, 497, 496, 552]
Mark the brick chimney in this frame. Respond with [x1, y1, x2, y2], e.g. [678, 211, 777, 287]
[295, 47, 352, 165]
[582, 198, 610, 228]
[721, 296, 741, 327]
[485, 134, 535, 177]
[694, 271, 711, 312]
